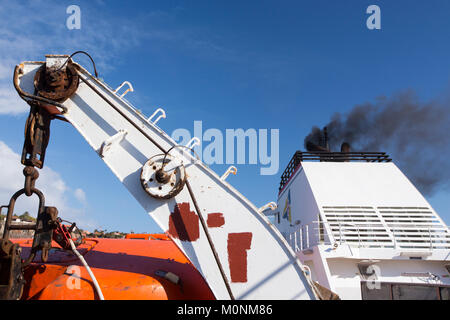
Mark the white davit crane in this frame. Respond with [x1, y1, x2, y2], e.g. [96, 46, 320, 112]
[12, 54, 322, 300]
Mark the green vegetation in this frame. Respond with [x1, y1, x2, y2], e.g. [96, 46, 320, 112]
[85, 229, 126, 239]
[0, 213, 127, 239]
[18, 212, 36, 222]
[0, 212, 36, 222]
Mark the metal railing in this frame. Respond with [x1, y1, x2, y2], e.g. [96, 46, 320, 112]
[0, 221, 34, 239]
[287, 221, 450, 252]
[279, 151, 392, 192]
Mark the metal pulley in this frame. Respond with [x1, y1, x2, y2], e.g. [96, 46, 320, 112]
[33, 55, 79, 103]
[140, 154, 186, 199]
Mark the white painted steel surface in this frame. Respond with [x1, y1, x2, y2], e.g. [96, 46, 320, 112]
[15, 60, 316, 300]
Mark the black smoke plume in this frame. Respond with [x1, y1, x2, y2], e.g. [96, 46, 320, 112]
[304, 91, 450, 196]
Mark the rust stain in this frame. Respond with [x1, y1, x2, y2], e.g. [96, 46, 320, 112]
[167, 202, 199, 242]
[207, 213, 225, 228]
[227, 232, 253, 283]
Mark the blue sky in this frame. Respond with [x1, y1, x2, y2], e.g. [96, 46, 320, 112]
[0, 0, 449, 232]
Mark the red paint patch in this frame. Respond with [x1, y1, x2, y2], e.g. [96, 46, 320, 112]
[227, 232, 253, 283]
[207, 213, 225, 228]
[167, 203, 199, 242]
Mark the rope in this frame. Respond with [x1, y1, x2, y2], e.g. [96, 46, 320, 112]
[68, 238, 104, 300]
[57, 51, 98, 77]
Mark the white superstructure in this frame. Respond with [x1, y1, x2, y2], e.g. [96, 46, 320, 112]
[272, 151, 450, 300]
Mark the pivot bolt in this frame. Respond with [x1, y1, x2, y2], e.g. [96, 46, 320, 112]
[155, 168, 171, 184]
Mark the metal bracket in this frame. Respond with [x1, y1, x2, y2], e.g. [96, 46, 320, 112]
[155, 270, 180, 285]
[114, 81, 134, 98]
[258, 202, 277, 213]
[185, 137, 200, 150]
[99, 130, 128, 157]
[221, 166, 237, 181]
[147, 108, 166, 125]
[21, 104, 52, 169]
[45, 55, 68, 72]
[0, 239, 25, 300]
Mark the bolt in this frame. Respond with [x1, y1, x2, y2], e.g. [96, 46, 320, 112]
[155, 169, 171, 184]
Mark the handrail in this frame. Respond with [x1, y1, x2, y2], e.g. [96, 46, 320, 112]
[286, 221, 450, 252]
[279, 150, 392, 191]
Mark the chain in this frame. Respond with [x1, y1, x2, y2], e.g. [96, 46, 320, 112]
[23, 166, 39, 197]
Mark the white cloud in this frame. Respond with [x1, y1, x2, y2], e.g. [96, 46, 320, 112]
[0, 1, 236, 117]
[74, 188, 87, 204]
[0, 140, 96, 230]
[0, 1, 146, 116]
[0, 62, 11, 80]
[0, 88, 28, 114]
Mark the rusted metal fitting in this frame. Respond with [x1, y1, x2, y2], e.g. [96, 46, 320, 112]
[1, 187, 59, 266]
[0, 239, 25, 300]
[2, 188, 43, 241]
[45, 206, 59, 229]
[13, 65, 68, 114]
[140, 155, 186, 200]
[21, 103, 52, 169]
[155, 168, 171, 184]
[38, 206, 59, 263]
[23, 166, 39, 197]
[0, 239, 14, 258]
[33, 60, 79, 103]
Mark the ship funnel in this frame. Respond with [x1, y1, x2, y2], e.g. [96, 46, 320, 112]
[305, 126, 330, 152]
[340, 142, 351, 162]
[340, 142, 351, 152]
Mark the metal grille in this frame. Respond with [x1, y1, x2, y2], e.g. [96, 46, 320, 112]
[378, 207, 450, 249]
[318, 206, 450, 249]
[322, 206, 394, 247]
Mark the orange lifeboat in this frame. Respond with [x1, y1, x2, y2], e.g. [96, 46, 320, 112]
[13, 236, 215, 300]
[125, 233, 170, 240]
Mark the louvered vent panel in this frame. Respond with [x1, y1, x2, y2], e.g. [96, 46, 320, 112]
[322, 206, 393, 248]
[378, 207, 450, 249]
[321, 206, 450, 249]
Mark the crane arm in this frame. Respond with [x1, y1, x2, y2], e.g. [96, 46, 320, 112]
[13, 54, 317, 300]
